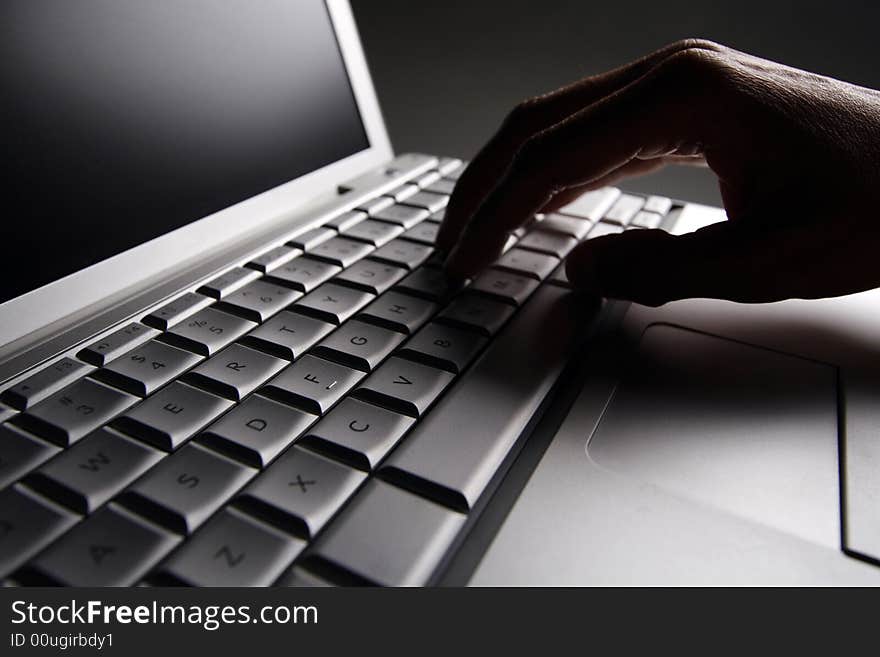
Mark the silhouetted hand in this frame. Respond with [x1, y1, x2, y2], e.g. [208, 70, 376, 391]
[438, 39, 880, 305]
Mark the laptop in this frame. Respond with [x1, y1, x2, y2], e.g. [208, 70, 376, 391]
[1, 0, 878, 586]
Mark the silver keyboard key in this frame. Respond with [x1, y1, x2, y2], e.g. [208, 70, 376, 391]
[29, 427, 162, 514]
[0, 486, 78, 578]
[398, 323, 487, 374]
[143, 292, 213, 330]
[401, 190, 449, 213]
[437, 294, 515, 336]
[276, 566, 334, 587]
[238, 446, 365, 539]
[0, 425, 59, 490]
[200, 395, 316, 468]
[29, 505, 178, 586]
[495, 248, 559, 280]
[78, 323, 158, 367]
[159, 507, 304, 586]
[383, 285, 584, 512]
[95, 339, 202, 396]
[437, 156, 463, 176]
[1, 357, 93, 410]
[246, 245, 301, 273]
[428, 209, 445, 223]
[548, 263, 571, 287]
[302, 398, 414, 470]
[356, 195, 395, 216]
[342, 219, 404, 247]
[307, 237, 374, 268]
[630, 210, 664, 229]
[293, 283, 374, 325]
[325, 209, 367, 232]
[198, 266, 261, 299]
[372, 204, 430, 229]
[261, 355, 364, 416]
[394, 267, 462, 302]
[370, 239, 434, 269]
[471, 269, 539, 306]
[122, 443, 256, 534]
[13, 378, 137, 446]
[310, 479, 465, 586]
[113, 381, 233, 450]
[268, 256, 342, 293]
[383, 183, 420, 202]
[162, 307, 257, 357]
[602, 193, 645, 225]
[184, 344, 287, 401]
[217, 278, 302, 323]
[240, 311, 334, 361]
[402, 220, 440, 246]
[355, 357, 454, 418]
[588, 222, 625, 239]
[536, 212, 593, 240]
[424, 178, 456, 195]
[313, 320, 405, 372]
[334, 259, 407, 295]
[558, 186, 622, 221]
[287, 226, 335, 250]
[643, 195, 673, 215]
[413, 170, 442, 188]
[517, 230, 578, 258]
[359, 290, 437, 334]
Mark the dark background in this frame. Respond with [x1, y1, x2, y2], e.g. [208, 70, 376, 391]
[350, 0, 880, 206]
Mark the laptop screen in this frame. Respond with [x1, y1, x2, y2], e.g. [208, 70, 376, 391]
[1, 0, 369, 305]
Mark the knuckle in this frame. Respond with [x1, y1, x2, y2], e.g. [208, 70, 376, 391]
[668, 37, 725, 54]
[500, 97, 545, 139]
[656, 46, 734, 89]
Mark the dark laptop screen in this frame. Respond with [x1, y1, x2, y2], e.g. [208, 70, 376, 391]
[1, 0, 369, 305]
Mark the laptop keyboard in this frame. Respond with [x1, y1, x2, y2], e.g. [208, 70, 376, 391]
[0, 157, 674, 586]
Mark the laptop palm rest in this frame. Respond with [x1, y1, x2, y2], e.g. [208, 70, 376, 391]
[588, 323, 840, 549]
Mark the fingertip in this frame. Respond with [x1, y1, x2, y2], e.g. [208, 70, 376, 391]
[565, 239, 604, 296]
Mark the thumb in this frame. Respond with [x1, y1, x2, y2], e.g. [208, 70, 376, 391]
[565, 222, 786, 305]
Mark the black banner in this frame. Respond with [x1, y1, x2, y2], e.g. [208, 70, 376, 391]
[0, 586, 867, 655]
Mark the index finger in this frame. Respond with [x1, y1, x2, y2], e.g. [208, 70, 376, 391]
[443, 47, 731, 280]
[435, 39, 723, 253]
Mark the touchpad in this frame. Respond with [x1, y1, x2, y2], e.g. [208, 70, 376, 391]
[588, 324, 840, 549]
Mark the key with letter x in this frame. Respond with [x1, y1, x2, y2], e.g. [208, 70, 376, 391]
[236, 446, 365, 539]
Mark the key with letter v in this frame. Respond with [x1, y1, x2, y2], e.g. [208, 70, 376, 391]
[354, 357, 454, 417]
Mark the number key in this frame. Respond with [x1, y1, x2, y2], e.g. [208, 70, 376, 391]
[161, 307, 257, 356]
[216, 279, 302, 323]
[78, 323, 158, 367]
[94, 339, 202, 396]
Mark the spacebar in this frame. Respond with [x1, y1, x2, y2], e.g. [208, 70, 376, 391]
[381, 284, 589, 511]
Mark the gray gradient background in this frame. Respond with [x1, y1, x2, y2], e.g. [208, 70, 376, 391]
[351, 0, 880, 206]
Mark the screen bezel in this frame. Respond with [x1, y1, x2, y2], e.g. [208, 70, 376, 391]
[0, 0, 392, 350]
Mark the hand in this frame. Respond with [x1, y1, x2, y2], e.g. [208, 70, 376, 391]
[437, 39, 880, 305]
